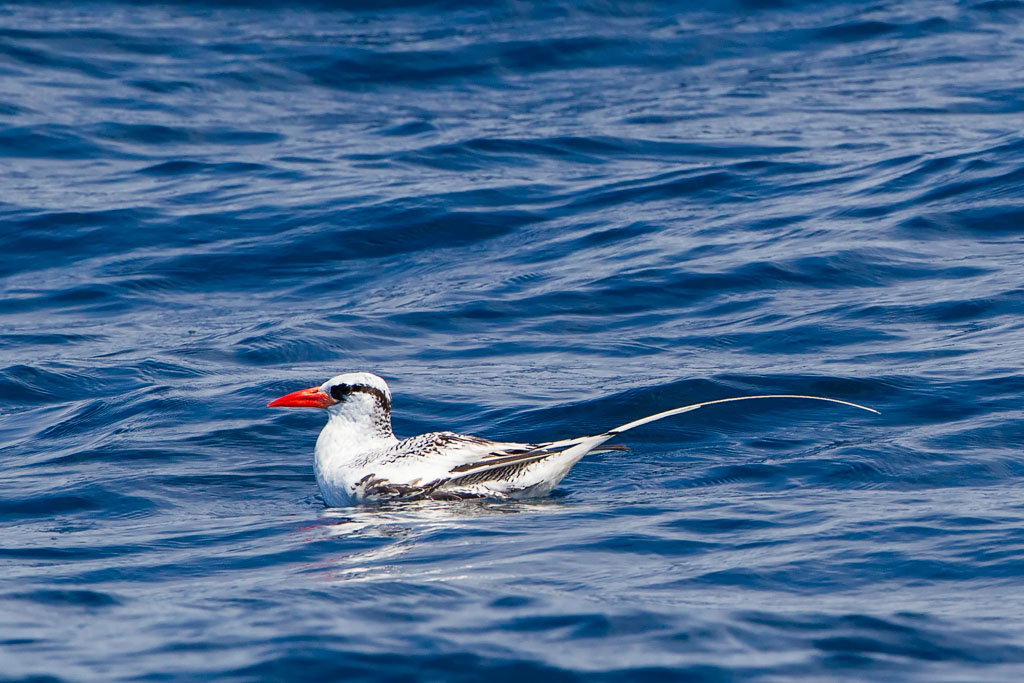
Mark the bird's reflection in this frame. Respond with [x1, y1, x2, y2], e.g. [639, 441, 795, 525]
[301, 496, 574, 583]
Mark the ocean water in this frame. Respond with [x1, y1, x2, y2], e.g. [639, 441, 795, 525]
[3, 0, 1024, 679]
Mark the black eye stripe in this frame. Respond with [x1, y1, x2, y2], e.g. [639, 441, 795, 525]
[329, 383, 392, 411]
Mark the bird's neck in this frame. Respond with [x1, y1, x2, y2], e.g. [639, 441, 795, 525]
[323, 404, 394, 441]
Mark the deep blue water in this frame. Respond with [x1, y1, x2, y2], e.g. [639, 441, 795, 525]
[3, 0, 1024, 680]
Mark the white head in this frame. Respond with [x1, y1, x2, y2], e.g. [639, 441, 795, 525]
[268, 371, 394, 438]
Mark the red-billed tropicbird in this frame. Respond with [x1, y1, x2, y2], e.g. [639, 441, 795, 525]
[268, 372, 878, 507]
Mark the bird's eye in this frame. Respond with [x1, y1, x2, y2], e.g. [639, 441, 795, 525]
[330, 384, 350, 400]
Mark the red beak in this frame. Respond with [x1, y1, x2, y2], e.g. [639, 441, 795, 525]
[268, 386, 334, 409]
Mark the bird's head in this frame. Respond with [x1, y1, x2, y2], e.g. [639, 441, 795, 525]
[268, 372, 393, 422]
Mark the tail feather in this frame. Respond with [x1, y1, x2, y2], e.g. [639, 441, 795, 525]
[445, 394, 877, 485]
[606, 393, 879, 435]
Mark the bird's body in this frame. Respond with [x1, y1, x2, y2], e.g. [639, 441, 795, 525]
[269, 372, 878, 507]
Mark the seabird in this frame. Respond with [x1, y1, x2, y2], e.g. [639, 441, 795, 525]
[268, 372, 877, 506]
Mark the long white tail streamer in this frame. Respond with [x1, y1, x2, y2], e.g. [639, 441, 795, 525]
[607, 394, 879, 434]
[451, 394, 879, 481]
